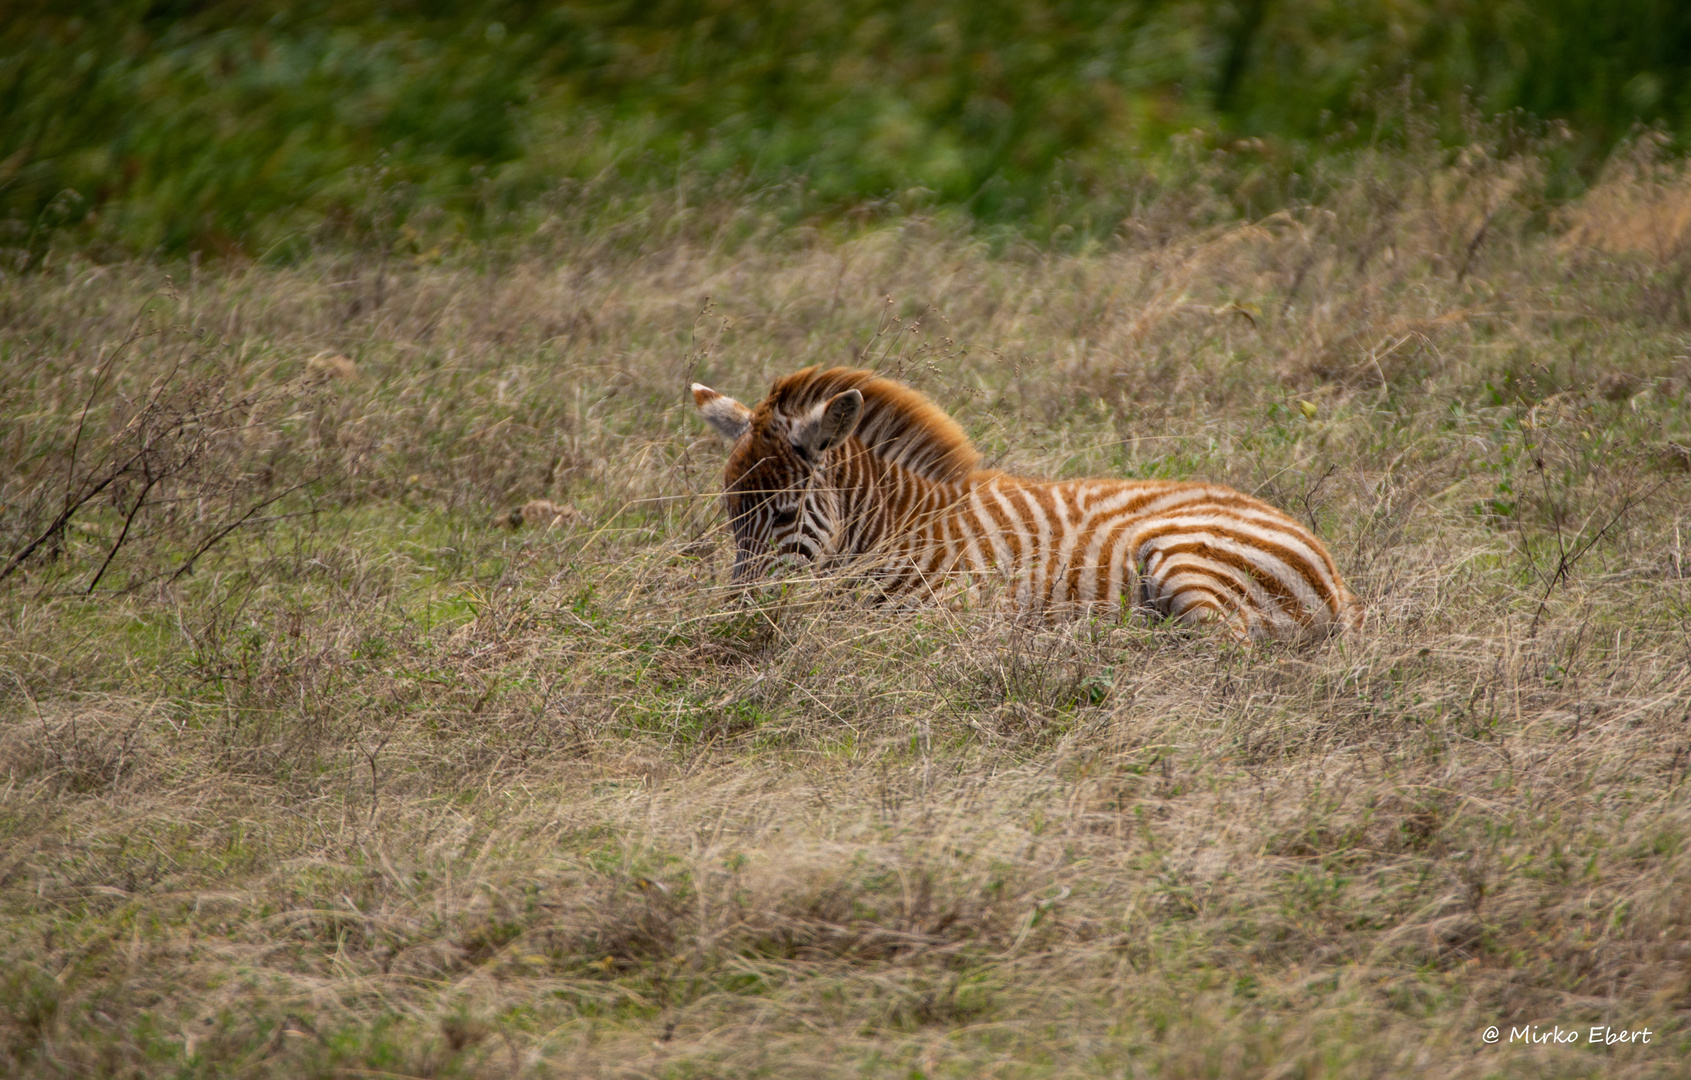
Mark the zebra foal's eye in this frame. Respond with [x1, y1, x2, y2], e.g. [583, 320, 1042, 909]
[771, 508, 798, 526]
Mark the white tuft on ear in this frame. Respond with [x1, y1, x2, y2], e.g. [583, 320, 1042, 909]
[692, 383, 752, 442]
[793, 389, 864, 456]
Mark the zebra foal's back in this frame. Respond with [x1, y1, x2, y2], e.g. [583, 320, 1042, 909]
[691, 366, 1361, 641]
[953, 472, 1358, 639]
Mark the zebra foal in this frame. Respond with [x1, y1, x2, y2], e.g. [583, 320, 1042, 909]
[691, 367, 1361, 641]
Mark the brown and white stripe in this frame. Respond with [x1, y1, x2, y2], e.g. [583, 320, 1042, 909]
[692, 367, 1361, 640]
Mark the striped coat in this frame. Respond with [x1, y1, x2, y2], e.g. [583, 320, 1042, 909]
[692, 367, 1360, 640]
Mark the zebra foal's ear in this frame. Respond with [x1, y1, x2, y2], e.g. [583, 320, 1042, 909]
[691, 383, 752, 441]
[794, 389, 864, 456]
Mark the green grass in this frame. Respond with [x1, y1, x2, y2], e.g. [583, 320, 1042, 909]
[4, 146, 1691, 1076]
[5, 2, 1691, 258]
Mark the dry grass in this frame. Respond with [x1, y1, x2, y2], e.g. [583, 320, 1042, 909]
[3, 149, 1691, 1078]
[1561, 135, 1691, 262]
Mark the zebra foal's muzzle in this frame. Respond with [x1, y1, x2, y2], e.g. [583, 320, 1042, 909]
[729, 545, 811, 588]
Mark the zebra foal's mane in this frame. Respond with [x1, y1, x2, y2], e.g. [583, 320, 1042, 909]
[767, 367, 980, 483]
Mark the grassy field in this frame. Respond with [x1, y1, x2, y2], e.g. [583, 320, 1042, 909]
[3, 147, 1691, 1078]
[9, 2, 1690, 257]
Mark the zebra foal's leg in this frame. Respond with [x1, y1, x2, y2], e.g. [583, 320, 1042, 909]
[1131, 562, 1256, 641]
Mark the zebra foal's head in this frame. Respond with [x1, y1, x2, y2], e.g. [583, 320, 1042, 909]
[690, 379, 864, 583]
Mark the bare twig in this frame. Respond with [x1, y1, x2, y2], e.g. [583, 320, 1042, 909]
[84, 468, 158, 595]
[1528, 479, 1666, 637]
[167, 479, 317, 585]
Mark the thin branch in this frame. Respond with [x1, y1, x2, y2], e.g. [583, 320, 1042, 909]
[1455, 207, 1495, 284]
[0, 442, 153, 585]
[65, 319, 142, 516]
[167, 479, 316, 584]
[1528, 478, 1667, 638]
[85, 469, 158, 595]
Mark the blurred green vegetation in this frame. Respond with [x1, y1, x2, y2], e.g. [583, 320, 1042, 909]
[4, 0, 1690, 258]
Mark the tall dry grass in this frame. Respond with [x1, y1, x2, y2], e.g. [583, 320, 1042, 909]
[2, 146, 1690, 1077]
